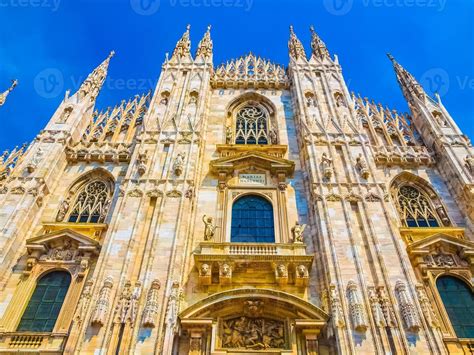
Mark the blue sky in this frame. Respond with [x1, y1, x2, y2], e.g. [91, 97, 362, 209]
[0, 0, 473, 152]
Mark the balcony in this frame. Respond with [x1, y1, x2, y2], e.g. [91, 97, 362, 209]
[194, 242, 313, 287]
[0, 332, 68, 354]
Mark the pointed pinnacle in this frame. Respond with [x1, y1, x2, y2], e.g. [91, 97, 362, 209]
[386, 53, 395, 63]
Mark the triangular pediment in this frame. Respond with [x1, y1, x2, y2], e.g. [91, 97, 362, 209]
[27, 228, 101, 255]
[210, 150, 295, 176]
[407, 233, 474, 255]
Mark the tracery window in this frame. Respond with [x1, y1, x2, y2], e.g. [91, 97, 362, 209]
[67, 180, 111, 223]
[17, 271, 71, 332]
[437, 276, 474, 338]
[231, 195, 274, 243]
[235, 106, 269, 145]
[396, 185, 440, 227]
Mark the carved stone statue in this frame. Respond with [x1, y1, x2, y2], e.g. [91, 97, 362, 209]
[26, 147, 43, 173]
[355, 153, 370, 179]
[465, 155, 474, 174]
[243, 300, 264, 318]
[173, 153, 185, 176]
[115, 280, 132, 324]
[222, 316, 285, 350]
[321, 153, 333, 179]
[226, 126, 233, 144]
[56, 198, 70, 222]
[291, 221, 306, 243]
[269, 128, 278, 145]
[202, 215, 217, 241]
[367, 286, 386, 328]
[58, 106, 73, 123]
[137, 151, 147, 176]
[74, 280, 93, 324]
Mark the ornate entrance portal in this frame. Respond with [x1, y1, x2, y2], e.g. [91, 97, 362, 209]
[178, 288, 328, 354]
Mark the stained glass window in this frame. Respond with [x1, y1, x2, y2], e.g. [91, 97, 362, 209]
[437, 276, 474, 339]
[231, 195, 274, 243]
[396, 185, 440, 227]
[235, 106, 269, 145]
[17, 271, 71, 332]
[68, 180, 110, 223]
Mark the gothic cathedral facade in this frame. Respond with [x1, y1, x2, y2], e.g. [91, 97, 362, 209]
[0, 25, 473, 354]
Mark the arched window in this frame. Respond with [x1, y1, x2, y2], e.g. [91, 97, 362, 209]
[437, 276, 474, 338]
[395, 185, 440, 227]
[17, 271, 71, 332]
[231, 195, 274, 243]
[235, 105, 269, 145]
[67, 180, 111, 223]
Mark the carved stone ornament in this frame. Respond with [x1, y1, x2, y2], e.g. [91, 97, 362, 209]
[202, 215, 217, 241]
[74, 280, 93, 324]
[56, 198, 70, 222]
[221, 316, 286, 350]
[367, 286, 386, 328]
[329, 283, 345, 329]
[165, 281, 183, 331]
[91, 276, 114, 327]
[465, 155, 474, 175]
[291, 221, 306, 243]
[415, 285, 440, 329]
[243, 300, 265, 318]
[395, 280, 420, 332]
[295, 264, 309, 287]
[346, 281, 368, 332]
[377, 286, 397, 328]
[142, 279, 161, 328]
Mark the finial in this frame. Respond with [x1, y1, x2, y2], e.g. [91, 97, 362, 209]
[310, 25, 315, 33]
[186, 24, 191, 31]
[387, 53, 395, 63]
[289, 25, 294, 33]
[108, 50, 115, 59]
[0, 79, 19, 107]
[207, 24, 211, 31]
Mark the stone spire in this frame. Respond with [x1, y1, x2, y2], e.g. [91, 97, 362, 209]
[0, 79, 18, 107]
[288, 25, 306, 60]
[172, 24, 191, 59]
[78, 51, 115, 102]
[387, 53, 425, 101]
[195, 25, 213, 59]
[310, 25, 330, 60]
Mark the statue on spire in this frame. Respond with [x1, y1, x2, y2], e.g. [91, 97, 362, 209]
[172, 24, 191, 59]
[78, 51, 115, 102]
[0, 79, 18, 107]
[196, 25, 213, 59]
[288, 25, 306, 60]
[310, 25, 330, 60]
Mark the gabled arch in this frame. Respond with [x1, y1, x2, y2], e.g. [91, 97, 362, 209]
[56, 168, 115, 224]
[390, 171, 451, 227]
[225, 92, 278, 145]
